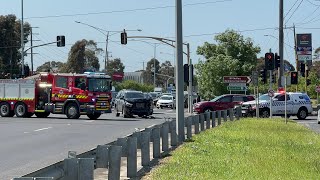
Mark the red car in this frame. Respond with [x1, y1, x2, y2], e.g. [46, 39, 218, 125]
[193, 94, 255, 113]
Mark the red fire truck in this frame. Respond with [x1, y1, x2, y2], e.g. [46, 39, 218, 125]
[0, 72, 112, 119]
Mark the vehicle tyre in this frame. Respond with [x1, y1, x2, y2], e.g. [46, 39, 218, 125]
[14, 102, 28, 118]
[297, 107, 308, 120]
[203, 107, 213, 113]
[160, 106, 163, 109]
[0, 102, 12, 117]
[65, 103, 80, 119]
[35, 112, 50, 118]
[87, 113, 101, 120]
[260, 108, 270, 118]
[115, 106, 120, 117]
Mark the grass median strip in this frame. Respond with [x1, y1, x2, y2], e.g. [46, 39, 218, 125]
[144, 118, 320, 180]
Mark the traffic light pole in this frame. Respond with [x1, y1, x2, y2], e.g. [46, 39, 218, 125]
[305, 60, 307, 93]
[269, 70, 273, 118]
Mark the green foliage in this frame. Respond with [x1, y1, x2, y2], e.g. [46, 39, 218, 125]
[147, 119, 320, 180]
[61, 39, 101, 73]
[105, 58, 125, 76]
[0, 14, 31, 76]
[114, 80, 153, 92]
[36, 61, 65, 72]
[142, 58, 161, 86]
[196, 30, 261, 99]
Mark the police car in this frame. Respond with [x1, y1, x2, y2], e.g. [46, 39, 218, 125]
[241, 92, 312, 119]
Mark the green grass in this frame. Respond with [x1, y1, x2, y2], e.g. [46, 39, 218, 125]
[146, 118, 320, 180]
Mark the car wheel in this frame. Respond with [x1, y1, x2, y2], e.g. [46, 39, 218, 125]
[260, 108, 270, 118]
[0, 102, 11, 117]
[65, 103, 80, 119]
[203, 107, 213, 113]
[297, 108, 308, 120]
[14, 102, 28, 118]
[87, 113, 101, 120]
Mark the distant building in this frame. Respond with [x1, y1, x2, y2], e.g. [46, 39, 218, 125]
[124, 72, 144, 84]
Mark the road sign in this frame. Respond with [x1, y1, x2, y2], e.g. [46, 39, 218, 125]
[227, 86, 247, 91]
[228, 83, 246, 87]
[268, 89, 275, 97]
[316, 86, 320, 93]
[223, 76, 251, 83]
[298, 55, 312, 61]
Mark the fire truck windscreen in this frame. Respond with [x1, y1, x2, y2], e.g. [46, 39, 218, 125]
[88, 78, 111, 92]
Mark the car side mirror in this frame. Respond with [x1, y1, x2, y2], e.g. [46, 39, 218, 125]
[120, 96, 124, 100]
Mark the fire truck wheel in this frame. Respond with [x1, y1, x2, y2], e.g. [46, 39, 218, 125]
[14, 102, 28, 118]
[35, 112, 50, 118]
[0, 102, 12, 117]
[87, 113, 101, 120]
[66, 103, 80, 119]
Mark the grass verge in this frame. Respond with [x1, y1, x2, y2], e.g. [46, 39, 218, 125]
[145, 118, 320, 180]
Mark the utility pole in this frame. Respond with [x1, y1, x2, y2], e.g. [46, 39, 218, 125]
[154, 44, 157, 88]
[187, 43, 193, 113]
[105, 32, 109, 74]
[176, 0, 185, 143]
[21, 0, 25, 77]
[278, 0, 284, 87]
[30, 27, 33, 75]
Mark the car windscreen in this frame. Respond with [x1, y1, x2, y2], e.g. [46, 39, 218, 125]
[259, 94, 270, 101]
[88, 78, 110, 92]
[160, 96, 173, 100]
[210, 95, 222, 102]
[149, 93, 157, 98]
[125, 92, 145, 99]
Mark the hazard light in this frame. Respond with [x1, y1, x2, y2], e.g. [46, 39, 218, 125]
[39, 83, 52, 88]
[278, 87, 285, 94]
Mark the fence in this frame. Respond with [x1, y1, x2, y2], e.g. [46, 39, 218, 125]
[14, 107, 242, 180]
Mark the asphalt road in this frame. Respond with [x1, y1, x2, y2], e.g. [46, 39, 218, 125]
[294, 115, 320, 134]
[0, 108, 177, 180]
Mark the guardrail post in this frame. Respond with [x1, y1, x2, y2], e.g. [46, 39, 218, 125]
[223, 110, 228, 122]
[108, 145, 122, 180]
[212, 111, 216, 128]
[169, 120, 178, 147]
[229, 108, 234, 121]
[194, 115, 200, 134]
[200, 114, 205, 131]
[141, 131, 150, 166]
[127, 136, 137, 178]
[161, 122, 169, 152]
[132, 131, 141, 149]
[78, 158, 94, 180]
[152, 127, 161, 158]
[96, 145, 109, 168]
[117, 137, 128, 157]
[217, 111, 222, 125]
[236, 106, 241, 120]
[145, 127, 154, 142]
[63, 158, 78, 180]
[205, 112, 211, 129]
[186, 116, 192, 139]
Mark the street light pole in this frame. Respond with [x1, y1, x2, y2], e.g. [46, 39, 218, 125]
[21, 0, 25, 76]
[279, 0, 284, 88]
[154, 44, 156, 88]
[105, 32, 109, 73]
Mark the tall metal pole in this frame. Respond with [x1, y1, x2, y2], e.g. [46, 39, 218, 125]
[285, 76, 287, 123]
[30, 27, 33, 75]
[293, 24, 298, 92]
[187, 43, 193, 113]
[154, 44, 156, 88]
[278, 0, 284, 87]
[175, 0, 185, 143]
[21, 0, 25, 76]
[269, 70, 273, 118]
[105, 32, 109, 73]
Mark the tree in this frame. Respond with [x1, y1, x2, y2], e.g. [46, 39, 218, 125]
[0, 14, 31, 77]
[105, 58, 125, 76]
[196, 30, 261, 98]
[114, 80, 153, 92]
[158, 60, 174, 87]
[61, 39, 102, 73]
[36, 61, 65, 72]
[142, 58, 160, 86]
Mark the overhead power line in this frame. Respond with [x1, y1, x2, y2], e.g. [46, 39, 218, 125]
[285, 0, 304, 25]
[284, 0, 300, 18]
[25, 0, 232, 19]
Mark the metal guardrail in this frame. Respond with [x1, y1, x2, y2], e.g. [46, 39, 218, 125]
[13, 107, 242, 180]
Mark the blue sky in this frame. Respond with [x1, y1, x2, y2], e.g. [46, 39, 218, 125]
[1, 0, 319, 72]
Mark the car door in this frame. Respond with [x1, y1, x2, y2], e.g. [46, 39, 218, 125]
[232, 96, 245, 108]
[273, 94, 293, 115]
[216, 95, 232, 110]
[115, 91, 122, 112]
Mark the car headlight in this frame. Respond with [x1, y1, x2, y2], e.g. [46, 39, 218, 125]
[125, 102, 133, 107]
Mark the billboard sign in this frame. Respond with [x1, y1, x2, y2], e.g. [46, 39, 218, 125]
[296, 33, 312, 61]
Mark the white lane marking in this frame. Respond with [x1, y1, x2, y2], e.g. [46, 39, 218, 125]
[34, 127, 52, 132]
[85, 120, 95, 123]
[67, 124, 71, 126]
[24, 132, 29, 134]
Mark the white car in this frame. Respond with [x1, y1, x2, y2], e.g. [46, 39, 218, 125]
[241, 92, 312, 120]
[156, 95, 175, 109]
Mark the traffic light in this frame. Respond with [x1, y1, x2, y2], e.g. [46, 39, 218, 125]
[300, 63, 305, 77]
[275, 53, 280, 69]
[291, 71, 298, 84]
[184, 64, 189, 83]
[271, 73, 275, 83]
[265, 52, 275, 70]
[120, 30, 127, 45]
[57, 35, 65, 47]
[260, 69, 267, 84]
[306, 79, 311, 86]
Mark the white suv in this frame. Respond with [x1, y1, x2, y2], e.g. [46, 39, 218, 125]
[241, 92, 312, 120]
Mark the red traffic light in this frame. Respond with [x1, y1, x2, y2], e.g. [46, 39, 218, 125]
[267, 55, 272, 60]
